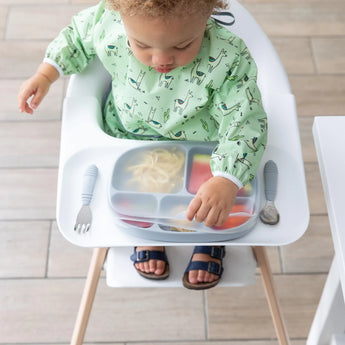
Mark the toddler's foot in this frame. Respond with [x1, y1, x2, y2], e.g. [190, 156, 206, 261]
[130, 246, 170, 280]
[183, 246, 225, 290]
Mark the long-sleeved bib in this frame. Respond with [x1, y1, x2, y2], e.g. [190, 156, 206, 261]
[45, 2, 267, 187]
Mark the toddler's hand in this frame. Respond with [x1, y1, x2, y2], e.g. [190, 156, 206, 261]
[17, 73, 52, 114]
[186, 176, 239, 228]
[18, 63, 59, 114]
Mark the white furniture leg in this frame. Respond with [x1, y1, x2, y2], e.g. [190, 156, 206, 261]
[70, 247, 109, 345]
[307, 257, 345, 345]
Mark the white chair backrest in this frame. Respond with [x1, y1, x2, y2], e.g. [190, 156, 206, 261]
[214, 0, 291, 101]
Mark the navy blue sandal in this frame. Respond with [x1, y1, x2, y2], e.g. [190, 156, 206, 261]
[183, 246, 225, 290]
[130, 247, 170, 280]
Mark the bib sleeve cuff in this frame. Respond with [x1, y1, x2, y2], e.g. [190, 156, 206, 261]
[43, 57, 64, 77]
[212, 171, 243, 189]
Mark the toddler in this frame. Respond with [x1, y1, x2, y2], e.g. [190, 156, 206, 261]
[18, 0, 267, 290]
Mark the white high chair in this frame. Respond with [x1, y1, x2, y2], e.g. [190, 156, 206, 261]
[56, 1, 309, 344]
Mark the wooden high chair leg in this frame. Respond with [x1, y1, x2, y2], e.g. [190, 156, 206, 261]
[252, 246, 291, 345]
[71, 247, 109, 345]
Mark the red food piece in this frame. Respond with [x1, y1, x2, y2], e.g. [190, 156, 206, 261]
[188, 154, 253, 197]
[230, 204, 251, 214]
[213, 204, 252, 230]
[188, 154, 212, 194]
[122, 220, 153, 228]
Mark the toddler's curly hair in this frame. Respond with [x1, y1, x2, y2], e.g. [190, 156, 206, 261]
[106, 0, 228, 17]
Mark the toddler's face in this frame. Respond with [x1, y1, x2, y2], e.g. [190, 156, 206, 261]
[122, 12, 210, 73]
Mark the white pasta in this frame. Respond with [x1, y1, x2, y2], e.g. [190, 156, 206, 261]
[126, 147, 185, 193]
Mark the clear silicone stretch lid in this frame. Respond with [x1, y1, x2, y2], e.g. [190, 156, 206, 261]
[109, 142, 259, 233]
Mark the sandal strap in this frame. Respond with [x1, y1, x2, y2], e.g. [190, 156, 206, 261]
[184, 260, 223, 277]
[130, 248, 168, 264]
[193, 246, 226, 260]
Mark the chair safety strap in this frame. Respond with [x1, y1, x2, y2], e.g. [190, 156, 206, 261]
[212, 11, 235, 26]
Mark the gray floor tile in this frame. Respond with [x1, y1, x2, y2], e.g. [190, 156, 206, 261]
[304, 162, 327, 215]
[85, 284, 205, 342]
[0, 278, 85, 343]
[6, 5, 89, 40]
[0, 168, 57, 220]
[271, 37, 315, 75]
[0, 41, 49, 78]
[1, 279, 204, 343]
[245, 3, 345, 36]
[281, 215, 334, 273]
[0, 0, 68, 3]
[207, 281, 275, 339]
[0, 121, 60, 168]
[132, 342, 305, 345]
[207, 274, 326, 339]
[0, 220, 50, 278]
[71, 0, 96, 3]
[2, 343, 124, 345]
[48, 222, 93, 277]
[299, 116, 317, 164]
[275, 274, 326, 338]
[312, 38, 345, 74]
[0, 78, 64, 121]
[244, 0, 344, 3]
[0, 6, 8, 39]
[85, 343, 125, 345]
[290, 75, 345, 117]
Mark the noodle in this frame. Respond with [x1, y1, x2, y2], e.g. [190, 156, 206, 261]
[126, 147, 185, 193]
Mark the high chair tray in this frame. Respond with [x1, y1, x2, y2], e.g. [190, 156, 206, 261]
[57, 132, 308, 248]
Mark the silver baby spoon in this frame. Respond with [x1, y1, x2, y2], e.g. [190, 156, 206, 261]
[259, 160, 280, 225]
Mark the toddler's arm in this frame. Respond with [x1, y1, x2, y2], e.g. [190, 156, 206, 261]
[18, 63, 59, 114]
[186, 176, 238, 227]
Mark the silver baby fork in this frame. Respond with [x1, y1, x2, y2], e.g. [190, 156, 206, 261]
[74, 164, 99, 233]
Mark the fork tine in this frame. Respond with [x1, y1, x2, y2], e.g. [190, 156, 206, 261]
[74, 220, 92, 234]
[74, 165, 98, 235]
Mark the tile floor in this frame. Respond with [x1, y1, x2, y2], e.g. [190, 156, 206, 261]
[0, 0, 344, 344]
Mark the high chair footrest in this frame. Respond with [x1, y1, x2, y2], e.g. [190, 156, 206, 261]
[105, 246, 256, 288]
